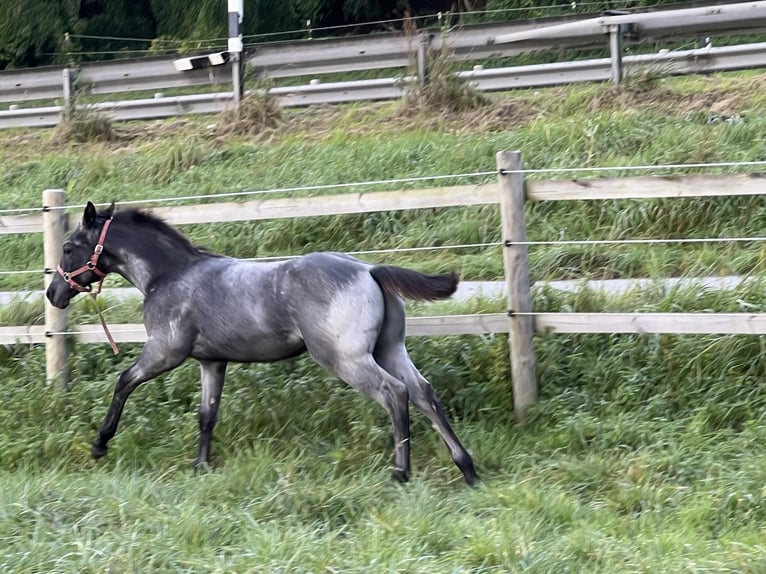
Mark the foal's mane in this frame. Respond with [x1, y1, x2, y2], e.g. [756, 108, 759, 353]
[112, 208, 213, 256]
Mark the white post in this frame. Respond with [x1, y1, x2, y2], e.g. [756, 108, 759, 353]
[228, 0, 244, 106]
[43, 189, 68, 387]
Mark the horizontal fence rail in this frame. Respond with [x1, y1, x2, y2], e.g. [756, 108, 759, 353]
[5, 172, 766, 236]
[7, 311, 766, 346]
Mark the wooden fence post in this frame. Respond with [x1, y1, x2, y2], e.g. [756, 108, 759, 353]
[42, 189, 68, 387]
[497, 151, 538, 421]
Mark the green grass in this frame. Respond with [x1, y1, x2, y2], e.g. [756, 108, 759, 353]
[4, 73, 766, 571]
[3, 329, 766, 571]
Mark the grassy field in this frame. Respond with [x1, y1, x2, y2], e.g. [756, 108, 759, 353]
[2, 73, 766, 572]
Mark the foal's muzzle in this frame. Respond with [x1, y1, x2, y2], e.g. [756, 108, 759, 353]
[46, 278, 78, 309]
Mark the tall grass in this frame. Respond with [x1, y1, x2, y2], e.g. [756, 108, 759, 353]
[3, 73, 766, 571]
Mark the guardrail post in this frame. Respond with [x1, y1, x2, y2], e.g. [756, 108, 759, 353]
[62, 68, 74, 107]
[608, 25, 623, 85]
[43, 189, 68, 387]
[497, 151, 538, 421]
[417, 32, 431, 87]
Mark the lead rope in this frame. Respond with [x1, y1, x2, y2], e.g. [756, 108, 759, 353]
[89, 218, 118, 355]
[91, 282, 119, 355]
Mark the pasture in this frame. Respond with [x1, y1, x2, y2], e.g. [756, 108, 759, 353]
[2, 73, 766, 572]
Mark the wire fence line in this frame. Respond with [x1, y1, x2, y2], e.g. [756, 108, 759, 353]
[514, 236, 766, 246]
[4, 230, 766, 278]
[0, 242, 503, 276]
[4, 159, 766, 216]
[7, 232, 766, 276]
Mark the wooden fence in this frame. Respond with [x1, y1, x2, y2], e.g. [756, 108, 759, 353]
[3, 152, 766, 419]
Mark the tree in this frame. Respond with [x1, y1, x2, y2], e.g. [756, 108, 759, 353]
[0, 0, 80, 68]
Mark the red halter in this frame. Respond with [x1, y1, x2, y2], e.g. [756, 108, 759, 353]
[57, 218, 112, 294]
[56, 217, 119, 354]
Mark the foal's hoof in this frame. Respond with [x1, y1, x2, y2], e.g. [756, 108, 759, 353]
[464, 472, 480, 488]
[391, 468, 410, 483]
[192, 459, 211, 473]
[91, 443, 108, 460]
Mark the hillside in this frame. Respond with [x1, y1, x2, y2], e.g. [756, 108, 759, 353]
[2, 72, 766, 572]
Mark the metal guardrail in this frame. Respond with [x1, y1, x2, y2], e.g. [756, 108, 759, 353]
[1, 2, 754, 106]
[0, 92, 236, 128]
[0, 59, 233, 104]
[0, 17, 585, 106]
[493, 0, 766, 45]
[2, 14, 600, 100]
[2, 41, 764, 128]
[247, 17, 589, 79]
[459, 41, 766, 90]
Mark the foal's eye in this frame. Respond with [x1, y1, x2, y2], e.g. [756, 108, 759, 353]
[63, 245, 73, 256]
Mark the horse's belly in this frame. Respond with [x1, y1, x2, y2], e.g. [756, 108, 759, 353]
[190, 328, 306, 363]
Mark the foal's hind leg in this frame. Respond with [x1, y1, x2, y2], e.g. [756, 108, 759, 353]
[194, 360, 227, 470]
[377, 347, 479, 486]
[313, 353, 412, 483]
[374, 292, 478, 485]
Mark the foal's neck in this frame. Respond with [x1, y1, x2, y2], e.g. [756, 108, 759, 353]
[110, 229, 207, 295]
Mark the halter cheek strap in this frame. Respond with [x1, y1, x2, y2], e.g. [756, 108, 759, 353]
[56, 217, 119, 355]
[57, 218, 113, 294]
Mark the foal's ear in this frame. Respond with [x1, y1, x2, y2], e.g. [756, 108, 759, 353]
[103, 201, 116, 219]
[83, 201, 97, 227]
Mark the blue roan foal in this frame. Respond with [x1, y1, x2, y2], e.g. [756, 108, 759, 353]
[47, 202, 478, 485]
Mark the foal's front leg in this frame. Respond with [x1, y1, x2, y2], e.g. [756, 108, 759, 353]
[92, 339, 186, 459]
[193, 360, 227, 469]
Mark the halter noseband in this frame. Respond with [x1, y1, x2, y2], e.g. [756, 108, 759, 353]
[57, 217, 113, 294]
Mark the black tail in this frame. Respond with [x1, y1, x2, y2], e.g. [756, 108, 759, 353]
[370, 266, 459, 301]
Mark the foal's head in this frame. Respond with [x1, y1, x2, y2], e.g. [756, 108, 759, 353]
[46, 201, 114, 309]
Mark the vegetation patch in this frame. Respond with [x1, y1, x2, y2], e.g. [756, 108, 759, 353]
[4, 71, 766, 571]
[401, 44, 491, 114]
[53, 101, 117, 144]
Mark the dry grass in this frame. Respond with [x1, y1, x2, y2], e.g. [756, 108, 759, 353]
[10, 72, 765, 155]
[401, 46, 490, 115]
[215, 88, 284, 138]
[53, 104, 117, 144]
